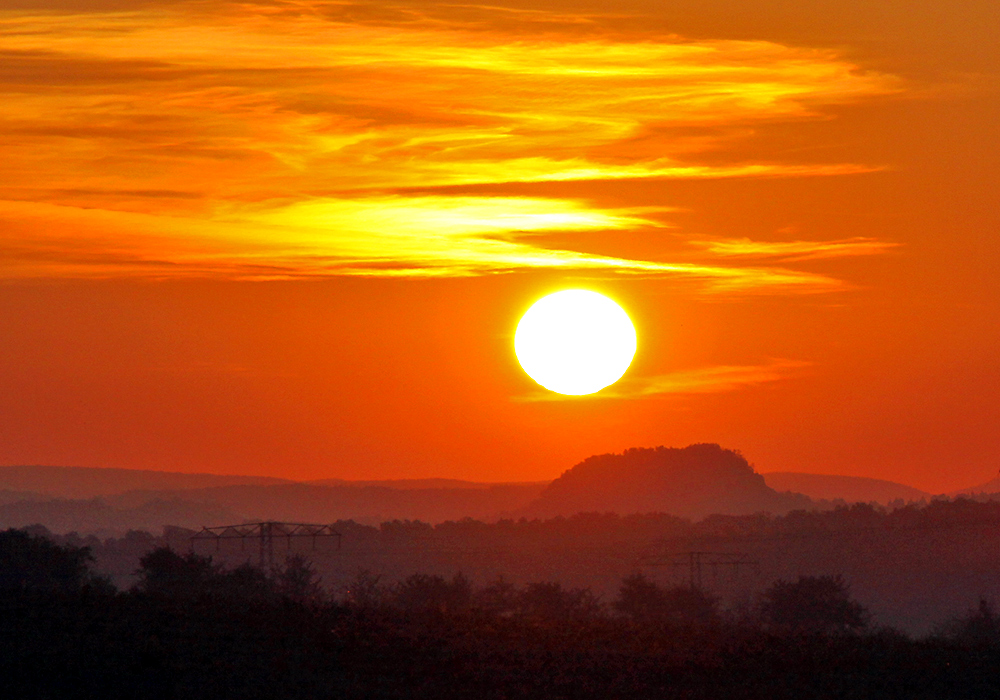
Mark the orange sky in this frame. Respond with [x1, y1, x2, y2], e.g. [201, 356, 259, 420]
[0, 0, 997, 492]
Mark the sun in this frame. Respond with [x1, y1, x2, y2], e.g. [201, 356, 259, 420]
[515, 290, 637, 395]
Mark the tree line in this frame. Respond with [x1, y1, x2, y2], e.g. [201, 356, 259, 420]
[0, 527, 872, 633]
[3, 527, 1000, 699]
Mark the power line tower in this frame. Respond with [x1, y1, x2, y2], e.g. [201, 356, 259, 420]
[190, 521, 341, 570]
[635, 543, 758, 590]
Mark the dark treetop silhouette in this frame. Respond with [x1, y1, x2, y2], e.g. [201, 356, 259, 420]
[4, 527, 1000, 699]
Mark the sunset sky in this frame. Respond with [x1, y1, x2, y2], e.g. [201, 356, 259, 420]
[1, 0, 997, 492]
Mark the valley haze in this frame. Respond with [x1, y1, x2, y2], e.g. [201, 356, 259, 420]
[0, 444, 953, 535]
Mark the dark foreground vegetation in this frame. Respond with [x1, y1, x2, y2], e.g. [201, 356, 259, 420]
[3, 529, 1000, 699]
[21, 495, 1000, 636]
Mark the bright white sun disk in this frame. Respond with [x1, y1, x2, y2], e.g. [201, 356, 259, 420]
[515, 290, 636, 395]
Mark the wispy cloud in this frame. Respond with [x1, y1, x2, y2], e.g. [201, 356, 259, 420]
[0, 197, 846, 291]
[516, 359, 812, 401]
[0, 1, 903, 284]
[690, 237, 900, 261]
[619, 359, 813, 396]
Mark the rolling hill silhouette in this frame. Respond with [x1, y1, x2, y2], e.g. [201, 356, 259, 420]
[523, 443, 812, 519]
[951, 471, 1000, 497]
[9, 450, 982, 536]
[0, 464, 550, 535]
[0, 465, 292, 499]
[762, 472, 930, 504]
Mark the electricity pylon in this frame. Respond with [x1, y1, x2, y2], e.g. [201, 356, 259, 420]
[190, 521, 341, 570]
[635, 543, 758, 589]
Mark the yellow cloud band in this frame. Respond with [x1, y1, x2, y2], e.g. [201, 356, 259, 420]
[0, 2, 902, 285]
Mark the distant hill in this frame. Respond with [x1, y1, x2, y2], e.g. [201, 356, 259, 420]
[951, 472, 1000, 497]
[0, 472, 550, 536]
[0, 496, 243, 538]
[7, 455, 870, 534]
[0, 465, 548, 500]
[108, 482, 548, 526]
[307, 478, 548, 491]
[0, 465, 292, 500]
[522, 444, 811, 519]
[0, 466, 551, 534]
[762, 472, 930, 504]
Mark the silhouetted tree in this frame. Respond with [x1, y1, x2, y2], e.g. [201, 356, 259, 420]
[936, 599, 1000, 646]
[614, 573, 719, 625]
[517, 581, 602, 622]
[660, 585, 720, 624]
[275, 554, 324, 603]
[447, 572, 473, 612]
[0, 528, 107, 593]
[394, 572, 472, 614]
[614, 572, 662, 621]
[761, 574, 868, 634]
[343, 569, 387, 608]
[134, 546, 218, 597]
[216, 562, 276, 601]
[474, 575, 518, 616]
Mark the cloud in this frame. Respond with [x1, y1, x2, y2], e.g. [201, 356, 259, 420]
[0, 1, 903, 284]
[0, 197, 847, 292]
[690, 237, 900, 261]
[516, 359, 812, 401]
[619, 359, 813, 396]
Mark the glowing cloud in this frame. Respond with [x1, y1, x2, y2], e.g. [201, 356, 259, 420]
[0, 1, 903, 285]
[691, 237, 901, 261]
[621, 359, 813, 397]
[516, 359, 812, 401]
[0, 196, 845, 291]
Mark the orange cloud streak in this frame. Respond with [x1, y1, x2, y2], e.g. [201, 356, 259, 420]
[0, 197, 845, 291]
[0, 2, 903, 286]
[516, 359, 812, 400]
[691, 237, 901, 261]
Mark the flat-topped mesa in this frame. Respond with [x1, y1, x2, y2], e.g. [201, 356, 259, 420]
[523, 443, 811, 520]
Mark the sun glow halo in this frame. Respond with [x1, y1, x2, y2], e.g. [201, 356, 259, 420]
[515, 290, 637, 395]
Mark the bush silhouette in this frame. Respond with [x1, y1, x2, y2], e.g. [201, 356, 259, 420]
[216, 562, 276, 601]
[936, 599, 1000, 646]
[343, 569, 387, 608]
[0, 527, 104, 593]
[517, 581, 602, 622]
[136, 546, 330, 602]
[614, 572, 719, 625]
[134, 546, 219, 596]
[473, 575, 518, 616]
[393, 572, 472, 614]
[275, 554, 325, 603]
[761, 574, 868, 634]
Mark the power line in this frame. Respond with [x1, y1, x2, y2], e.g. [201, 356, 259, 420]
[190, 521, 341, 570]
[635, 543, 758, 589]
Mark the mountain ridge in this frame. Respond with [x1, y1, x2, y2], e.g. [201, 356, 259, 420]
[522, 444, 812, 519]
[762, 472, 931, 504]
[0, 465, 294, 500]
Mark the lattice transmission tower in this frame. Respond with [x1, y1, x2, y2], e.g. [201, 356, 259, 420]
[190, 521, 341, 570]
[635, 543, 758, 590]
